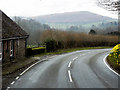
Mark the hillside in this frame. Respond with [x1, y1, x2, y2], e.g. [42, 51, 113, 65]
[32, 11, 113, 24]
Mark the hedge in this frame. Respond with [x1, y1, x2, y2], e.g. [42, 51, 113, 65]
[26, 47, 46, 56]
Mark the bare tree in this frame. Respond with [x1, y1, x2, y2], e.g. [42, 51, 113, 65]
[97, 0, 120, 14]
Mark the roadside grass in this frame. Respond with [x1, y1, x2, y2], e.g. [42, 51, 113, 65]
[3, 46, 111, 76]
[34, 46, 111, 57]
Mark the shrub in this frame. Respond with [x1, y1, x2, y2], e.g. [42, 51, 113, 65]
[109, 44, 120, 65]
[107, 44, 120, 74]
[45, 39, 57, 52]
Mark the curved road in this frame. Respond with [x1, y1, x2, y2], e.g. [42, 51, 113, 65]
[10, 49, 119, 88]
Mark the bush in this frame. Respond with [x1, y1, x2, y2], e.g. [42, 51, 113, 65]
[109, 44, 120, 65]
[32, 47, 46, 50]
[45, 39, 57, 52]
[107, 44, 120, 74]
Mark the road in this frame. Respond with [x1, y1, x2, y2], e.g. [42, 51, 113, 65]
[10, 49, 119, 88]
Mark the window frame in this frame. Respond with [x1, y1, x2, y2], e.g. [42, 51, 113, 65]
[10, 40, 14, 57]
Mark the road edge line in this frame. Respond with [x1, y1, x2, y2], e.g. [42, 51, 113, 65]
[6, 55, 57, 90]
[20, 55, 57, 76]
[103, 54, 120, 77]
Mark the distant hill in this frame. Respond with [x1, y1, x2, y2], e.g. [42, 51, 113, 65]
[12, 17, 51, 33]
[32, 11, 114, 24]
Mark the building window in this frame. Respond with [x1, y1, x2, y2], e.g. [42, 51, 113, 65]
[10, 40, 14, 57]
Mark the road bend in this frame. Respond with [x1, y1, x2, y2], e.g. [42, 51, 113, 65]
[10, 49, 119, 88]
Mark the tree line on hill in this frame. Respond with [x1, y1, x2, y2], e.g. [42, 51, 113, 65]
[89, 21, 119, 36]
[12, 17, 51, 45]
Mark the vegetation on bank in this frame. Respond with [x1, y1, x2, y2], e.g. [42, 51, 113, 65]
[40, 30, 119, 52]
[26, 30, 119, 56]
[107, 44, 120, 74]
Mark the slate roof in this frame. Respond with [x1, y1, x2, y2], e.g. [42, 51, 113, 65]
[1, 10, 29, 39]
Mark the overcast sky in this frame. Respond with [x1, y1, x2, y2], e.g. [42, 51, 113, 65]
[0, 0, 118, 18]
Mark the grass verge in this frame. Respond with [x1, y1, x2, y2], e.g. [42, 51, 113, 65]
[34, 46, 111, 57]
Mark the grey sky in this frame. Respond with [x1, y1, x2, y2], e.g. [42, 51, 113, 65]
[0, 0, 118, 18]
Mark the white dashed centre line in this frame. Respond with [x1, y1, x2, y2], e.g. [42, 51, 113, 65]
[67, 57, 78, 82]
[73, 57, 78, 61]
[68, 70, 73, 82]
[68, 61, 72, 68]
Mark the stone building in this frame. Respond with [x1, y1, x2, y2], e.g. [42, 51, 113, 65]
[0, 10, 29, 63]
[0, 11, 2, 61]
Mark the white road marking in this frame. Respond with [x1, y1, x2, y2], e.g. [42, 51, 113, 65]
[68, 70, 73, 82]
[68, 57, 78, 68]
[11, 81, 15, 85]
[6, 87, 10, 90]
[103, 54, 120, 77]
[67, 57, 78, 82]
[73, 57, 78, 61]
[16, 76, 19, 80]
[20, 62, 38, 76]
[68, 61, 72, 68]
[20, 60, 46, 75]
[82, 54, 85, 56]
[20, 67, 30, 75]
[80, 54, 86, 56]
[20, 55, 58, 76]
[9, 56, 58, 89]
